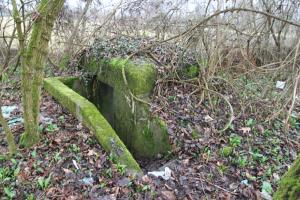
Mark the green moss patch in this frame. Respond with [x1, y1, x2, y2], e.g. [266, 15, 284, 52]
[219, 146, 233, 157]
[44, 77, 141, 172]
[274, 154, 300, 200]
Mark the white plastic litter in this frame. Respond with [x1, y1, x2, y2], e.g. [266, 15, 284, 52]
[261, 190, 272, 200]
[204, 115, 214, 122]
[0, 106, 23, 129]
[72, 160, 80, 170]
[1, 105, 18, 118]
[276, 81, 285, 89]
[81, 177, 94, 186]
[148, 167, 172, 180]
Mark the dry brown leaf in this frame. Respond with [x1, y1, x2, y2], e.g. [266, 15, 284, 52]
[161, 190, 177, 200]
[239, 127, 251, 134]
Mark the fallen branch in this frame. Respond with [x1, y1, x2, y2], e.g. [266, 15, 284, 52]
[194, 176, 238, 195]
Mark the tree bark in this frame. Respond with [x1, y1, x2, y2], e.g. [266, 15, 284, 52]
[0, 104, 17, 156]
[12, 0, 65, 147]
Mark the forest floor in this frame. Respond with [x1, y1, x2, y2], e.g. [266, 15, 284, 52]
[0, 72, 299, 200]
[1, 35, 300, 200]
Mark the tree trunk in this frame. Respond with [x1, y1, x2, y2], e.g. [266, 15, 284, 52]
[0, 105, 17, 156]
[273, 154, 300, 200]
[11, 0, 65, 147]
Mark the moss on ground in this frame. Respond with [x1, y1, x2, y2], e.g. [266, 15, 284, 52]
[44, 77, 141, 172]
[273, 154, 300, 200]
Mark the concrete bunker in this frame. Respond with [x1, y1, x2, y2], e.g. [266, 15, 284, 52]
[71, 58, 171, 159]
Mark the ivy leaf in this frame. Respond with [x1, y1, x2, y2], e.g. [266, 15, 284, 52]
[246, 118, 255, 127]
[38, 177, 45, 188]
[45, 173, 52, 187]
[262, 181, 273, 194]
[4, 187, 16, 198]
[14, 166, 20, 177]
[31, 150, 37, 158]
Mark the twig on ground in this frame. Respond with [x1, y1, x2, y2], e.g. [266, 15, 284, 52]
[194, 177, 238, 195]
[158, 79, 234, 133]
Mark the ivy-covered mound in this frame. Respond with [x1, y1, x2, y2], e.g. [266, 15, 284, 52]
[73, 36, 200, 79]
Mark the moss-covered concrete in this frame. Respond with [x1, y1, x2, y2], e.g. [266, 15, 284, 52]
[273, 154, 300, 200]
[82, 58, 171, 158]
[44, 77, 141, 172]
[94, 58, 157, 95]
